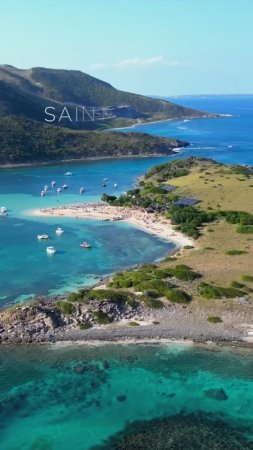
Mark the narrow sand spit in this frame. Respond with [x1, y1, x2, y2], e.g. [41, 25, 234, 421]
[29, 202, 195, 248]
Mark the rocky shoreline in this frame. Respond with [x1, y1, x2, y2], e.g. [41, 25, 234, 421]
[0, 294, 251, 346]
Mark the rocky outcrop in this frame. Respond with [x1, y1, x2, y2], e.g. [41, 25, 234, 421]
[0, 298, 139, 344]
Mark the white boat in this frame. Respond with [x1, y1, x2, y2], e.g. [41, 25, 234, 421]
[51, 181, 56, 187]
[80, 187, 85, 194]
[80, 241, 91, 249]
[46, 246, 56, 254]
[44, 185, 48, 191]
[0, 206, 8, 216]
[37, 234, 49, 240]
[103, 178, 108, 182]
[62, 184, 68, 189]
[57, 187, 62, 193]
[114, 183, 118, 188]
[41, 190, 46, 197]
[64, 172, 73, 176]
[56, 227, 64, 235]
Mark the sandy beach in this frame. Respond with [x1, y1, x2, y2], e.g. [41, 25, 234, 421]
[30, 202, 195, 248]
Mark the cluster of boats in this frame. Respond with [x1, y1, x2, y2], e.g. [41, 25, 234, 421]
[40, 173, 119, 197]
[37, 227, 91, 254]
[102, 178, 118, 189]
[40, 178, 86, 197]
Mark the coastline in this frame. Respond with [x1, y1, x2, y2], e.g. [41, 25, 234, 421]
[0, 114, 219, 170]
[0, 152, 177, 170]
[109, 113, 218, 132]
[29, 202, 195, 248]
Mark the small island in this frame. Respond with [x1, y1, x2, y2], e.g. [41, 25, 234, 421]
[1, 157, 253, 345]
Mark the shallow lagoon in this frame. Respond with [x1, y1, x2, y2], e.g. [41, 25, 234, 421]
[0, 343, 253, 449]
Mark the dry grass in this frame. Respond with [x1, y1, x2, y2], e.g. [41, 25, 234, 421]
[168, 165, 253, 213]
[175, 220, 253, 292]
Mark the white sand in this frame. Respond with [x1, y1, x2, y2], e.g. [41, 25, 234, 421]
[29, 202, 195, 248]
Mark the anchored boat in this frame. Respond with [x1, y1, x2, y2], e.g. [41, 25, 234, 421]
[37, 234, 49, 240]
[80, 242, 91, 249]
[56, 227, 64, 235]
[46, 246, 56, 254]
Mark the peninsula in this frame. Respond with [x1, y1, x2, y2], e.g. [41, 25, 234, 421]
[1, 157, 253, 345]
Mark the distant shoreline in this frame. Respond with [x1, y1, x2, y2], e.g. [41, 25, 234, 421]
[0, 152, 177, 170]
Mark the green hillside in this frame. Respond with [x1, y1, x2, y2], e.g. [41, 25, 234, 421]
[0, 116, 188, 165]
[0, 65, 211, 130]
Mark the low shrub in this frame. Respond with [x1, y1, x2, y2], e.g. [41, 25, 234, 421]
[141, 296, 164, 309]
[198, 282, 246, 299]
[242, 275, 253, 282]
[226, 250, 248, 255]
[134, 279, 169, 295]
[231, 281, 245, 289]
[57, 301, 75, 315]
[85, 289, 130, 304]
[237, 225, 253, 234]
[67, 292, 83, 302]
[128, 321, 140, 326]
[79, 322, 93, 330]
[165, 289, 191, 303]
[167, 265, 201, 281]
[93, 310, 112, 324]
[207, 316, 223, 323]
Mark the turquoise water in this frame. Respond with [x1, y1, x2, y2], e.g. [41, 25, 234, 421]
[0, 343, 253, 449]
[0, 158, 175, 305]
[1, 96, 253, 304]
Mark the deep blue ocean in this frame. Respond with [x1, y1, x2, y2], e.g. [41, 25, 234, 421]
[121, 95, 253, 165]
[0, 96, 253, 450]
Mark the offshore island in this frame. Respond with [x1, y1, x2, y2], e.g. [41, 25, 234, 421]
[1, 157, 253, 345]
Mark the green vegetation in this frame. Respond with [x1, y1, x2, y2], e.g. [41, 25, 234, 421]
[169, 206, 216, 239]
[109, 266, 170, 290]
[237, 225, 253, 234]
[140, 296, 164, 308]
[109, 264, 194, 304]
[67, 288, 135, 306]
[128, 321, 140, 326]
[207, 316, 223, 323]
[231, 281, 245, 289]
[166, 264, 201, 281]
[226, 249, 248, 255]
[224, 211, 253, 225]
[198, 282, 246, 299]
[242, 275, 253, 282]
[79, 322, 93, 330]
[93, 310, 112, 324]
[0, 117, 185, 165]
[165, 289, 191, 303]
[57, 301, 75, 315]
[144, 157, 199, 182]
